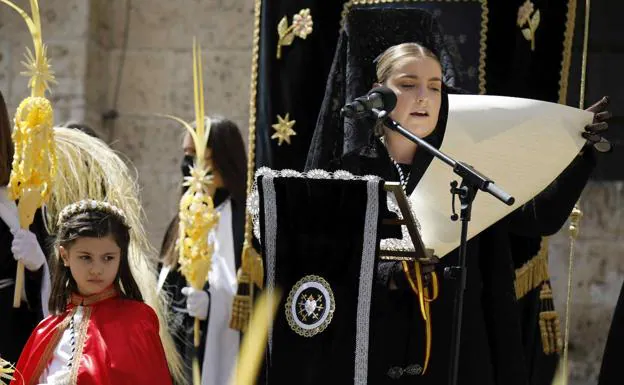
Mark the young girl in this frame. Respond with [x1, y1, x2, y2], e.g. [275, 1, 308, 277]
[160, 116, 246, 385]
[11, 200, 172, 385]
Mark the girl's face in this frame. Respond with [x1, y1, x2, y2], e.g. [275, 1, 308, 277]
[60, 235, 121, 296]
[383, 56, 442, 139]
[182, 132, 223, 189]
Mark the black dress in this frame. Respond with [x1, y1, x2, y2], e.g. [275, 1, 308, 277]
[0, 208, 50, 363]
[332, 134, 595, 385]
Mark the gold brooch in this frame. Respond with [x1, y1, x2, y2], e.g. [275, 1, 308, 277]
[276, 8, 313, 59]
[517, 0, 540, 51]
[271, 113, 297, 146]
[285, 275, 335, 338]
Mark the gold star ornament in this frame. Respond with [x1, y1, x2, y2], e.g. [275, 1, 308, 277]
[271, 113, 297, 146]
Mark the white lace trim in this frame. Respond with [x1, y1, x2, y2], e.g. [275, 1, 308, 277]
[247, 168, 381, 243]
[354, 180, 379, 384]
[261, 174, 278, 358]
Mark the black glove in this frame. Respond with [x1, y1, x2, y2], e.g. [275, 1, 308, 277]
[583, 96, 612, 153]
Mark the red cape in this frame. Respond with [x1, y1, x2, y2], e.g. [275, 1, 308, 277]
[10, 288, 172, 385]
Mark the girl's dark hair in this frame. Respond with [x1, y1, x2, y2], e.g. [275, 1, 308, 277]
[202, 116, 248, 202]
[49, 209, 142, 314]
[0, 90, 13, 186]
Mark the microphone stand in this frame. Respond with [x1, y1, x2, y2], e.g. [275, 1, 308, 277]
[376, 110, 515, 385]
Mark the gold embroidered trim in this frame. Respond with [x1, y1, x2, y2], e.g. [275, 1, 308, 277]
[69, 307, 92, 384]
[514, 237, 550, 299]
[558, 0, 577, 104]
[233, 0, 263, 332]
[29, 309, 76, 385]
[478, 1, 488, 94]
[340, 0, 488, 94]
[70, 287, 118, 306]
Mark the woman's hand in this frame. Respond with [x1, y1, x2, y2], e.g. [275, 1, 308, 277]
[583, 96, 612, 153]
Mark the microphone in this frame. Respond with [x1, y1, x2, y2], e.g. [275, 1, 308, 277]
[341, 86, 397, 118]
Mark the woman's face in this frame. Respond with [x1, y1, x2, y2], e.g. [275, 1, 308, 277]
[383, 56, 442, 139]
[182, 132, 223, 189]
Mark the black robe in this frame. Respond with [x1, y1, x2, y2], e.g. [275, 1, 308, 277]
[329, 134, 595, 384]
[0, 208, 49, 364]
[161, 188, 244, 385]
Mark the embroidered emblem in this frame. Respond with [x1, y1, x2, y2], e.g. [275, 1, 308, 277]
[271, 113, 297, 145]
[276, 8, 313, 59]
[517, 0, 540, 51]
[285, 275, 335, 337]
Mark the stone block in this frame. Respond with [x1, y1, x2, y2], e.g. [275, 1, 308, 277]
[109, 0, 192, 50]
[88, 0, 113, 49]
[109, 0, 251, 50]
[85, 43, 109, 109]
[3, 0, 89, 40]
[0, 41, 10, 98]
[576, 182, 624, 241]
[565, 303, 615, 384]
[109, 115, 184, 247]
[107, 50, 170, 115]
[168, 49, 252, 120]
[195, 3, 254, 50]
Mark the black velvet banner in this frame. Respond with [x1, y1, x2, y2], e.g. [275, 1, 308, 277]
[254, 1, 345, 172]
[258, 175, 383, 384]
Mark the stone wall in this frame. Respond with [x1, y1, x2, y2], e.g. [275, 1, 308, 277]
[1, 0, 253, 248]
[0, 1, 622, 383]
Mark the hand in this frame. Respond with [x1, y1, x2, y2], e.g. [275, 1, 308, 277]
[181, 287, 209, 320]
[11, 229, 46, 271]
[583, 96, 612, 153]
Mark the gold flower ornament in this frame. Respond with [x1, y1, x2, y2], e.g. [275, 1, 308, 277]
[276, 8, 313, 59]
[517, 0, 540, 51]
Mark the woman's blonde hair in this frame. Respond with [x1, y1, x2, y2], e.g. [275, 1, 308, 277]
[375, 42, 440, 84]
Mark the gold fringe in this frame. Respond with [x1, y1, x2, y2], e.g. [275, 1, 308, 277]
[514, 237, 550, 299]
[539, 283, 563, 355]
[558, 0, 577, 104]
[230, 266, 252, 332]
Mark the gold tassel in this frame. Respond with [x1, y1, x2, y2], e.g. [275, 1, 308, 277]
[539, 283, 563, 355]
[230, 243, 264, 332]
[230, 269, 252, 332]
[515, 237, 550, 299]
